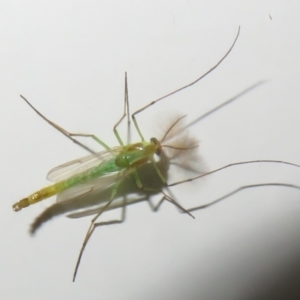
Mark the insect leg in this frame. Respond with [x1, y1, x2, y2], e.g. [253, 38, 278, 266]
[113, 72, 130, 146]
[132, 166, 194, 219]
[20, 95, 110, 152]
[186, 183, 300, 213]
[167, 160, 300, 188]
[72, 180, 123, 281]
[131, 26, 241, 141]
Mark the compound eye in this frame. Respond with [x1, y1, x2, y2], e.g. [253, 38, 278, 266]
[150, 137, 162, 155]
[150, 137, 158, 145]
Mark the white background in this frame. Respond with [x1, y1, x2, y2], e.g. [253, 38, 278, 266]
[1, 1, 300, 299]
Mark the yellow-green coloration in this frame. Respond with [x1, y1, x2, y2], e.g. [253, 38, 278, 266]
[13, 139, 163, 212]
[13, 183, 65, 211]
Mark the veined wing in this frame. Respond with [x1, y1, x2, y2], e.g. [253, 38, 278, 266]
[56, 167, 135, 203]
[47, 146, 124, 182]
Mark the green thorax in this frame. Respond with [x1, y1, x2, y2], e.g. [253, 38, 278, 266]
[115, 141, 157, 168]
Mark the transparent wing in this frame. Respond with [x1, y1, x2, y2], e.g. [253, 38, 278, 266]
[56, 168, 135, 203]
[47, 146, 123, 182]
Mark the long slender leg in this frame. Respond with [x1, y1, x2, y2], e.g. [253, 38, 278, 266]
[73, 180, 122, 281]
[113, 72, 130, 146]
[167, 160, 300, 188]
[142, 188, 194, 219]
[186, 183, 300, 213]
[131, 27, 241, 141]
[125, 73, 131, 145]
[20, 95, 110, 152]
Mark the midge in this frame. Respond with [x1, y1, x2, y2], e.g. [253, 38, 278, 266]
[12, 27, 241, 214]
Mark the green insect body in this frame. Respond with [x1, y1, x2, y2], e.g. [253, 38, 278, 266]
[13, 139, 163, 212]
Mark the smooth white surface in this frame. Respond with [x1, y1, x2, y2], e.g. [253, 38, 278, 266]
[1, 1, 300, 299]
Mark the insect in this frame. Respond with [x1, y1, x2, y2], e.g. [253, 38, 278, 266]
[13, 26, 242, 213]
[12, 26, 300, 281]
